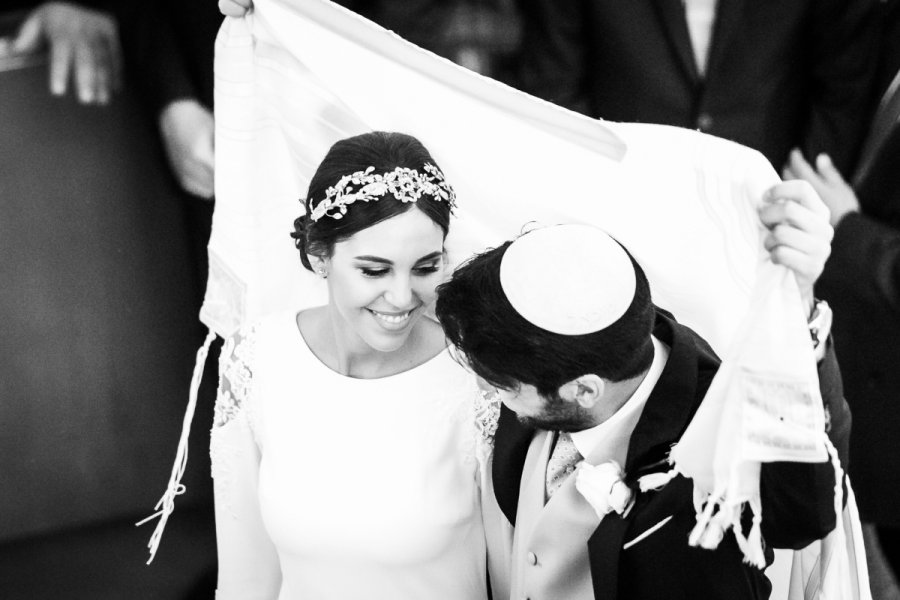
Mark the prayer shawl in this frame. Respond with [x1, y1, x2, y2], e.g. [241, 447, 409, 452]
[143, 1, 869, 598]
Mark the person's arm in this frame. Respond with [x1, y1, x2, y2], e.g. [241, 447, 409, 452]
[116, 0, 215, 198]
[827, 212, 900, 312]
[514, 0, 589, 113]
[116, 0, 196, 116]
[757, 338, 850, 549]
[212, 330, 282, 599]
[219, 0, 253, 19]
[786, 148, 900, 313]
[800, 0, 881, 175]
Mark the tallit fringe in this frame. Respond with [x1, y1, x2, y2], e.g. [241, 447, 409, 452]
[731, 498, 766, 569]
[688, 438, 845, 571]
[135, 330, 217, 564]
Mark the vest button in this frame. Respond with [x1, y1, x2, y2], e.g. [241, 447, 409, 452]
[696, 113, 714, 131]
[527, 551, 538, 565]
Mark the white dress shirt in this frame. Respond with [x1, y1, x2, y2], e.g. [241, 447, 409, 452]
[683, 0, 719, 76]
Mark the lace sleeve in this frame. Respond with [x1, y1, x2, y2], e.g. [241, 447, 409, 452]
[211, 326, 282, 598]
[214, 327, 258, 429]
[473, 389, 501, 489]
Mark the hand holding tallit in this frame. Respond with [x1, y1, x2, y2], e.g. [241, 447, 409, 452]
[220, 0, 253, 18]
[758, 180, 834, 312]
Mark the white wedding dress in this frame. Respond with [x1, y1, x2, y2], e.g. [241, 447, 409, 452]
[210, 311, 488, 600]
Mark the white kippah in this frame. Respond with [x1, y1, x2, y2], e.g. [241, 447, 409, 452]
[499, 224, 636, 335]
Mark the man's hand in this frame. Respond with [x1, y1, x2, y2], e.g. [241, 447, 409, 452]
[219, 0, 253, 18]
[783, 148, 860, 228]
[758, 179, 834, 312]
[9, 2, 122, 104]
[159, 99, 215, 199]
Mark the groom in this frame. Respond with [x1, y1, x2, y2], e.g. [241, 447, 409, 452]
[434, 183, 849, 599]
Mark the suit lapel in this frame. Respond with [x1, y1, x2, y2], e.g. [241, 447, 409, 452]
[624, 312, 713, 476]
[586, 311, 719, 598]
[855, 69, 900, 187]
[587, 511, 630, 599]
[651, 0, 700, 83]
[492, 404, 535, 525]
[588, 476, 695, 599]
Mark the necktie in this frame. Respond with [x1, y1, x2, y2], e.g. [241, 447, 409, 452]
[545, 431, 583, 498]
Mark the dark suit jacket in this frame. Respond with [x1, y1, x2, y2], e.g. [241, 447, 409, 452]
[492, 310, 850, 599]
[816, 0, 900, 528]
[515, 0, 879, 173]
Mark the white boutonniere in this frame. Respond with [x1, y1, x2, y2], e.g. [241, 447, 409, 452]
[575, 461, 635, 519]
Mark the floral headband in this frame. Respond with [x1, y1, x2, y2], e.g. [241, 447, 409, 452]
[308, 163, 457, 222]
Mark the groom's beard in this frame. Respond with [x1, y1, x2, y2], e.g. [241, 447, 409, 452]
[515, 395, 596, 433]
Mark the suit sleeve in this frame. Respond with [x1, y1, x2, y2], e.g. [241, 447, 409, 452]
[211, 332, 282, 599]
[757, 340, 850, 549]
[820, 211, 900, 313]
[115, 0, 200, 117]
[514, 0, 590, 113]
[801, 0, 881, 174]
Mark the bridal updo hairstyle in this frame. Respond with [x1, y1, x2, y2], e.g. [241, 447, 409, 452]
[292, 131, 452, 271]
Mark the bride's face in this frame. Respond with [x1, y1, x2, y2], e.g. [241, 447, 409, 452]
[322, 206, 446, 354]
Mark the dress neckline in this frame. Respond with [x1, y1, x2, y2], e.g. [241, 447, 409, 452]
[290, 310, 451, 382]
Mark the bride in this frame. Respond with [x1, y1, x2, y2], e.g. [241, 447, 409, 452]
[211, 131, 489, 599]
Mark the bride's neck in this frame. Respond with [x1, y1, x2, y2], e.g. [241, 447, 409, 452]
[301, 306, 431, 379]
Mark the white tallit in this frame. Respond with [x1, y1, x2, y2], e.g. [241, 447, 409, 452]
[143, 1, 869, 598]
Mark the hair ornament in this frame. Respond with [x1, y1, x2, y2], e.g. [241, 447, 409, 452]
[309, 163, 456, 222]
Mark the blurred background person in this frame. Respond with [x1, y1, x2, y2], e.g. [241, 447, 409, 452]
[512, 0, 880, 175]
[785, 1, 900, 597]
[0, 1, 217, 598]
[115, 3, 236, 597]
[118, 0, 221, 292]
[340, 0, 521, 78]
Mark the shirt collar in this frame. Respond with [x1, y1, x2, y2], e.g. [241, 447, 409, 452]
[570, 335, 670, 463]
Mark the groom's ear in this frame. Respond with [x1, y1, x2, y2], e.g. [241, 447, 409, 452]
[557, 375, 605, 408]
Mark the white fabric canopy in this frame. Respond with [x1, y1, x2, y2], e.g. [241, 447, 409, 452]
[157, 1, 868, 598]
[206, 0, 769, 350]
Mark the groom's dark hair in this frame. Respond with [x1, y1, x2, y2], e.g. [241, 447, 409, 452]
[435, 241, 655, 397]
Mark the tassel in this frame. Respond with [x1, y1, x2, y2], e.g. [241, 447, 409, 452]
[692, 486, 706, 515]
[637, 468, 679, 492]
[136, 330, 217, 564]
[688, 489, 722, 547]
[699, 503, 735, 549]
[730, 499, 766, 569]
[743, 508, 766, 569]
